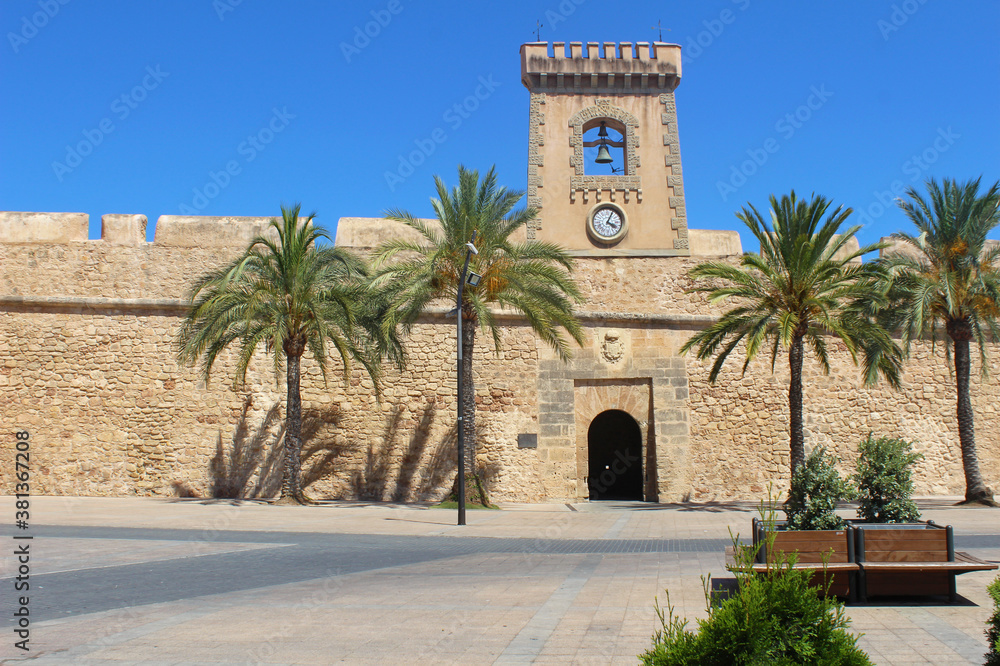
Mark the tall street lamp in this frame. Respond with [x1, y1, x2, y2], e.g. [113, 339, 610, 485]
[456, 231, 481, 526]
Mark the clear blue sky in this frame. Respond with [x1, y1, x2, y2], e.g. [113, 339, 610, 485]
[2, 1, 998, 251]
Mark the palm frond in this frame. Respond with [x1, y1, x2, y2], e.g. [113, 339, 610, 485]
[370, 164, 584, 362]
[682, 190, 902, 389]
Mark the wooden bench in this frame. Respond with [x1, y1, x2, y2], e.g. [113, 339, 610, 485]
[854, 522, 997, 603]
[725, 518, 859, 601]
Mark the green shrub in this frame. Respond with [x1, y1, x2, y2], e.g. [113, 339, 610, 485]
[853, 433, 922, 523]
[784, 447, 856, 530]
[639, 532, 872, 665]
[987, 575, 1000, 665]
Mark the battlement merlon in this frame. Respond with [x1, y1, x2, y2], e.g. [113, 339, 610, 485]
[520, 41, 681, 93]
[0, 211, 277, 247]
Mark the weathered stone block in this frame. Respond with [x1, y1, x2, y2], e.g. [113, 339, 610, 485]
[688, 229, 742, 257]
[0, 211, 89, 243]
[153, 215, 277, 247]
[101, 214, 147, 245]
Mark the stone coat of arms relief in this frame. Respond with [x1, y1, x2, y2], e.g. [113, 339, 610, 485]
[600, 329, 625, 363]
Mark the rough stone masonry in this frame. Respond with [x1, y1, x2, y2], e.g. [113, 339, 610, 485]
[2, 41, 997, 503]
[0, 210, 996, 503]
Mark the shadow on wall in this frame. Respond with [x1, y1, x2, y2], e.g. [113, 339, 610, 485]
[209, 398, 284, 499]
[352, 401, 458, 502]
[184, 397, 461, 502]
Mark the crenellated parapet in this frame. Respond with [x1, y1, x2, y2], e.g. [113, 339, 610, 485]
[521, 41, 681, 94]
[0, 211, 280, 303]
[0, 211, 276, 247]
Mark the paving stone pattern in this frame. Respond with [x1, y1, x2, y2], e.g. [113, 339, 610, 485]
[0, 497, 997, 664]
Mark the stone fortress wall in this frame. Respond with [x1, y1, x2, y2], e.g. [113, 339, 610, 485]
[1, 211, 998, 502]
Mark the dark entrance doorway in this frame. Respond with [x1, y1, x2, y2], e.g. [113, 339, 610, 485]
[587, 409, 643, 500]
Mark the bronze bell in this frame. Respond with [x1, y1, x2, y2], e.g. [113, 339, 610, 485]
[595, 142, 613, 164]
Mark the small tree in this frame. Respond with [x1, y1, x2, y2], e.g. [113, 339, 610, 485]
[986, 575, 1000, 665]
[640, 509, 872, 665]
[784, 447, 856, 530]
[853, 433, 922, 523]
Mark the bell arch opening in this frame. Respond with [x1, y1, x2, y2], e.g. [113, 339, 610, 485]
[583, 119, 626, 175]
[587, 409, 643, 501]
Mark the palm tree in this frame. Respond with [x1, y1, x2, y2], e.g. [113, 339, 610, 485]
[177, 204, 399, 504]
[878, 177, 1000, 505]
[681, 192, 902, 479]
[371, 165, 584, 503]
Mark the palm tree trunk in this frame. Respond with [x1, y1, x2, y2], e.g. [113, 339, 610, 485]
[278, 352, 306, 504]
[447, 311, 491, 506]
[788, 334, 805, 477]
[462, 313, 492, 505]
[953, 336, 995, 504]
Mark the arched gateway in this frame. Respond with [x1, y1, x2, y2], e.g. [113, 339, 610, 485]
[587, 409, 643, 500]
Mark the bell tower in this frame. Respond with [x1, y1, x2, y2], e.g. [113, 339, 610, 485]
[520, 41, 689, 255]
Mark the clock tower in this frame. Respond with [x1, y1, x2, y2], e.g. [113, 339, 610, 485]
[520, 41, 688, 255]
[519, 40, 699, 503]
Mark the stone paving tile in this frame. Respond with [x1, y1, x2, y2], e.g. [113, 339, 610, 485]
[0, 537, 282, 578]
[4, 496, 998, 664]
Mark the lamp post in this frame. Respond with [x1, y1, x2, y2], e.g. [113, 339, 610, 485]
[456, 231, 480, 526]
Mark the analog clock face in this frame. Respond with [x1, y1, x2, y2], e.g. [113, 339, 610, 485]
[592, 208, 623, 238]
[587, 204, 627, 244]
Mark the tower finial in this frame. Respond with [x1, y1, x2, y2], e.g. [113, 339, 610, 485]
[652, 20, 669, 42]
[534, 20, 542, 42]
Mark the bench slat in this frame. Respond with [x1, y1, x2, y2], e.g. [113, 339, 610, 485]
[862, 540, 945, 549]
[861, 562, 992, 571]
[772, 535, 847, 547]
[751, 563, 858, 572]
[863, 537, 945, 546]
[725, 547, 858, 573]
[862, 530, 945, 540]
[955, 551, 997, 567]
[767, 551, 847, 564]
[861, 551, 949, 562]
[863, 540, 947, 551]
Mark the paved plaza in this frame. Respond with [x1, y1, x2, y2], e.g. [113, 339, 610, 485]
[1, 496, 998, 665]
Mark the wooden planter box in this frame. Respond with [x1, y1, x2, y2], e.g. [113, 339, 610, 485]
[728, 518, 997, 604]
[853, 521, 997, 602]
[747, 518, 858, 601]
